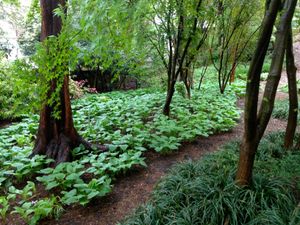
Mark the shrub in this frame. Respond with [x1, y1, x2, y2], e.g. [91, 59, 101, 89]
[0, 59, 39, 120]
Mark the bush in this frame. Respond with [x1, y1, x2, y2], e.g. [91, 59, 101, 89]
[121, 132, 300, 225]
[0, 59, 39, 120]
[235, 58, 271, 82]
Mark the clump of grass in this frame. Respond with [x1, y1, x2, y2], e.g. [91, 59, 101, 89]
[121, 132, 300, 225]
[272, 98, 300, 122]
[272, 99, 290, 120]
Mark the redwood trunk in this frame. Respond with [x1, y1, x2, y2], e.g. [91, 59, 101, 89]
[33, 0, 96, 164]
[284, 27, 298, 148]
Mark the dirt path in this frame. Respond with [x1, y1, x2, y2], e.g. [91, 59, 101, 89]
[40, 38, 300, 225]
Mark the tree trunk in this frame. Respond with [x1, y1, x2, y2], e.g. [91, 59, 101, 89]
[229, 63, 237, 84]
[33, 0, 106, 164]
[236, 0, 297, 186]
[236, 0, 281, 186]
[236, 138, 260, 186]
[285, 27, 298, 148]
[33, 76, 92, 164]
[163, 79, 176, 116]
[257, 0, 297, 140]
[180, 66, 191, 99]
[229, 47, 238, 84]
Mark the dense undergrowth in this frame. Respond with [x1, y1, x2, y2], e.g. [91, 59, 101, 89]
[121, 132, 300, 225]
[0, 84, 240, 224]
[273, 98, 300, 121]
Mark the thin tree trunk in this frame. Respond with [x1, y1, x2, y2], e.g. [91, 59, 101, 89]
[198, 63, 208, 90]
[236, 0, 297, 186]
[236, 0, 281, 186]
[257, 0, 297, 140]
[285, 27, 298, 148]
[163, 79, 176, 116]
[229, 63, 236, 84]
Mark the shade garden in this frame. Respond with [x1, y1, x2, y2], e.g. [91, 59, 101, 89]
[1, 0, 300, 224]
[0, 84, 240, 224]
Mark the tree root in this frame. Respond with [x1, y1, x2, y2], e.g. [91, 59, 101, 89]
[32, 133, 108, 166]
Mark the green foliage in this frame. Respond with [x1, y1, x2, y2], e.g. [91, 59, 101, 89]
[0, 117, 52, 186]
[12, 196, 63, 225]
[1, 181, 62, 225]
[73, 85, 239, 153]
[33, 32, 78, 119]
[0, 196, 9, 222]
[18, 0, 40, 56]
[235, 59, 272, 81]
[60, 177, 111, 206]
[272, 98, 300, 121]
[175, 82, 187, 98]
[0, 84, 239, 223]
[272, 99, 290, 120]
[66, 0, 148, 85]
[207, 0, 263, 93]
[194, 65, 246, 97]
[0, 59, 39, 120]
[229, 79, 247, 97]
[121, 132, 300, 225]
[36, 162, 112, 206]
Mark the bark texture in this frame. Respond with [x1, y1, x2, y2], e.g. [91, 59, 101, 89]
[236, 0, 297, 186]
[284, 27, 298, 148]
[162, 0, 206, 116]
[33, 0, 106, 164]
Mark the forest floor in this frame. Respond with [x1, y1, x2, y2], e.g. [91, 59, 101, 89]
[40, 103, 286, 225]
[2, 38, 298, 225]
[40, 39, 300, 225]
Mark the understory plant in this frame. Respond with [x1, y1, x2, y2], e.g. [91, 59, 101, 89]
[121, 132, 300, 225]
[0, 83, 240, 224]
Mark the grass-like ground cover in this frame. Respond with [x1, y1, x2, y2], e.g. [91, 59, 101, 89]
[0, 84, 240, 224]
[121, 132, 300, 225]
[272, 98, 300, 122]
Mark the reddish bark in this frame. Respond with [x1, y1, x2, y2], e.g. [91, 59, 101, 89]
[284, 27, 298, 148]
[236, 0, 284, 186]
[33, 0, 106, 164]
[236, 0, 297, 186]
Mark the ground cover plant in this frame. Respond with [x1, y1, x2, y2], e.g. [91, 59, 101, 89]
[0, 84, 240, 224]
[121, 132, 300, 225]
[272, 98, 300, 121]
